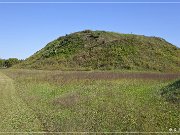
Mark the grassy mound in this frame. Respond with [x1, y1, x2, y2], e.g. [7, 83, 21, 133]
[161, 79, 180, 103]
[16, 30, 180, 71]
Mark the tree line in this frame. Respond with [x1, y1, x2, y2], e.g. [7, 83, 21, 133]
[0, 58, 22, 68]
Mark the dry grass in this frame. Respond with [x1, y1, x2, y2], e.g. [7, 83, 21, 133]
[2, 69, 179, 83]
[53, 92, 80, 107]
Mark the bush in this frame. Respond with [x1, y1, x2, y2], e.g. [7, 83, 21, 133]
[0, 59, 5, 68]
[161, 79, 180, 103]
[4, 58, 22, 68]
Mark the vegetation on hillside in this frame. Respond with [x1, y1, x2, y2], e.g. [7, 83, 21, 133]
[16, 30, 180, 72]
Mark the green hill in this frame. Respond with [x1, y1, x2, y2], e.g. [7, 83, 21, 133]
[16, 30, 180, 71]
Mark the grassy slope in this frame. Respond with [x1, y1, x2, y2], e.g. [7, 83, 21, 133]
[0, 72, 42, 132]
[1, 69, 179, 132]
[16, 30, 180, 72]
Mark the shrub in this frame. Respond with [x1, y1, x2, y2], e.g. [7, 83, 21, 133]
[4, 58, 22, 68]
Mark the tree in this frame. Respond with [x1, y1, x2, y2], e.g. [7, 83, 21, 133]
[4, 58, 20, 68]
[0, 59, 5, 68]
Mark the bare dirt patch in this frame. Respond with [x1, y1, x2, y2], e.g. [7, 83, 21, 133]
[53, 93, 80, 107]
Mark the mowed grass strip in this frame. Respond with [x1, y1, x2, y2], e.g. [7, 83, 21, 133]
[0, 72, 43, 132]
[1, 69, 180, 132]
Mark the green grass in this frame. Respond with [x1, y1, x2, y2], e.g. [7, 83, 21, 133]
[0, 69, 179, 132]
[161, 79, 180, 103]
[0, 72, 42, 132]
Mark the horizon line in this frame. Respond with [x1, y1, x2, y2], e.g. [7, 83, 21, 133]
[0, 1, 180, 4]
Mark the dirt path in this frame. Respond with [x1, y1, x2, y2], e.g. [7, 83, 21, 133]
[0, 72, 42, 132]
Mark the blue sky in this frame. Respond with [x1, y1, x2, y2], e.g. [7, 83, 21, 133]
[0, 0, 180, 59]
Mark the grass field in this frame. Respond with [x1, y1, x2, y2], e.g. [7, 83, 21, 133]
[0, 69, 179, 133]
